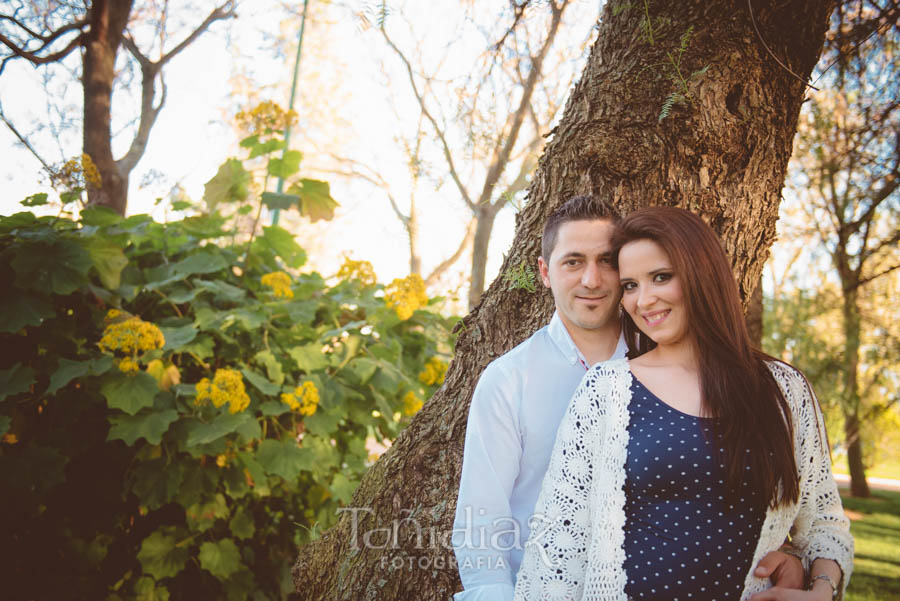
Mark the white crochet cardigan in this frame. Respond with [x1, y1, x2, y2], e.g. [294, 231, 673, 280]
[513, 358, 853, 601]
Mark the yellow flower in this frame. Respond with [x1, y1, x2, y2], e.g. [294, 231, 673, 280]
[81, 153, 102, 188]
[418, 356, 448, 386]
[337, 257, 377, 286]
[117, 357, 140, 373]
[235, 100, 298, 136]
[281, 381, 320, 416]
[261, 271, 294, 299]
[216, 454, 228, 468]
[194, 368, 251, 414]
[98, 316, 165, 355]
[3, 433, 18, 445]
[105, 308, 121, 321]
[401, 391, 423, 416]
[384, 274, 428, 320]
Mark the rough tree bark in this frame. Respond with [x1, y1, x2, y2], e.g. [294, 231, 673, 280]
[292, 0, 834, 598]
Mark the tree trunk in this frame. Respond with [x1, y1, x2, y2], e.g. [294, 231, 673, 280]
[292, 1, 834, 598]
[467, 205, 499, 310]
[746, 273, 764, 347]
[83, 0, 133, 216]
[841, 285, 870, 497]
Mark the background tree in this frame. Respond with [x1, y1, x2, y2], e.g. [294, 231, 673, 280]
[782, 0, 900, 497]
[291, 0, 834, 598]
[328, 0, 596, 304]
[0, 1, 237, 215]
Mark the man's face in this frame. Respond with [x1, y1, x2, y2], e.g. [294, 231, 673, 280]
[538, 219, 622, 337]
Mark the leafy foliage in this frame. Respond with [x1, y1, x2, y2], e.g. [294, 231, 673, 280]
[0, 198, 455, 599]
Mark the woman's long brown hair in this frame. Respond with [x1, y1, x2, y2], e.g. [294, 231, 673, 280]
[611, 207, 799, 508]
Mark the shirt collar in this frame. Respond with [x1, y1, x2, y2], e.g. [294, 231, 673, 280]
[548, 311, 627, 368]
[548, 311, 587, 367]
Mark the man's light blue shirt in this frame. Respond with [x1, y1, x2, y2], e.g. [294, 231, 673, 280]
[452, 312, 627, 601]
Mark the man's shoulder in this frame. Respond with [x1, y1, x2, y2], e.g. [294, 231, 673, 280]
[481, 324, 552, 377]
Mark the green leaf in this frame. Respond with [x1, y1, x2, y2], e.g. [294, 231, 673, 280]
[236, 451, 269, 496]
[81, 236, 128, 289]
[198, 539, 241, 579]
[241, 367, 279, 396]
[0, 415, 10, 437]
[186, 412, 256, 446]
[256, 438, 312, 481]
[129, 459, 184, 509]
[80, 206, 123, 226]
[0, 363, 35, 401]
[347, 357, 378, 385]
[248, 138, 286, 159]
[137, 530, 188, 580]
[266, 149, 302, 179]
[288, 343, 329, 372]
[330, 472, 358, 504]
[238, 134, 260, 149]
[254, 350, 285, 386]
[21, 192, 48, 207]
[292, 178, 338, 222]
[259, 400, 290, 416]
[12, 239, 92, 295]
[159, 324, 197, 352]
[261, 191, 300, 210]
[229, 508, 256, 540]
[47, 356, 113, 395]
[194, 279, 246, 302]
[186, 493, 229, 532]
[259, 225, 306, 268]
[171, 250, 228, 277]
[101, 372, 159, 415]
[107, 409, 178, 446]
[203, 158, 251, 209]
[0, 292, 54, 333]
[134, 576, 170, 601]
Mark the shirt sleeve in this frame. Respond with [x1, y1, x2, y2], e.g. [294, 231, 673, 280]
[513, 366, 608, 601]
[452, 360, 522, 601]
[786, 367, 854, 597]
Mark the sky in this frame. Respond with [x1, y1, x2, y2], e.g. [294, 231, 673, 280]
[1, 0, 572, 304]
[0, 0, 842, 303]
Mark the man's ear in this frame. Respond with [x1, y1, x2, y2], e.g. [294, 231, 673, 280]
[537, 256, 552, 289]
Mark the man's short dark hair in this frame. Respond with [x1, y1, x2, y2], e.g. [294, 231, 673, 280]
[541, 194, 620, 261]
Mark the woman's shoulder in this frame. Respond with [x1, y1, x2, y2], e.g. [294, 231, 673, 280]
[589, 356, 630, 375]
[764, 358, 816, 407]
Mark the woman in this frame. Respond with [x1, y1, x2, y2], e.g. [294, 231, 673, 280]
[514, 207, 853, 601]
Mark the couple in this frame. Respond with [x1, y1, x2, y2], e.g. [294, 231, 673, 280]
[452, 197, 853, 601]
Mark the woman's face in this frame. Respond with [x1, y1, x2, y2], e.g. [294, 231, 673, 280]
[618, 238, 688, 348]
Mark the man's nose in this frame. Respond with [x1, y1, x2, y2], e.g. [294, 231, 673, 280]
[581, 262, 603, 288]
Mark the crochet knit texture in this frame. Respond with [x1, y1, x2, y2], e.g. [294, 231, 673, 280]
[513, 358, 853, 601]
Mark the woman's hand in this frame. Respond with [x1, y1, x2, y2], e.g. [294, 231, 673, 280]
[747, 585, 831, 601]
[754, 550, 804, 589]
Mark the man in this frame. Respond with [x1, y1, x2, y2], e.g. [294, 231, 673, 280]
[452, 195, 803, 600]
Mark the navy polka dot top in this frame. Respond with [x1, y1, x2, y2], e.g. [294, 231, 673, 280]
[623, 377, 766, 601]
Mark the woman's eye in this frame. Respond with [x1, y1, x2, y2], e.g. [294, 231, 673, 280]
[653, 272, 672, 283]
[621, 282, 636, 291]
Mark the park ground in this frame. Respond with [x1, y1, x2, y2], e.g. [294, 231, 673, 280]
[840, 486, 900, 601]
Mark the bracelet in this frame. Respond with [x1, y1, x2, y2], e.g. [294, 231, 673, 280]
[808, 573, 838, 600]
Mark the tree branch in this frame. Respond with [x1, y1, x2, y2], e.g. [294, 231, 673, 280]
[380, 26, 475, 210]
[0, 99, 54, 174]
[476, 0, 567, 208]
[0, 27, 85, 75]
[425, 217, 477, 287]
[116, 2, 235, 174]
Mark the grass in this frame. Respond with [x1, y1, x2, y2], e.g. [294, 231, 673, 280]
[832, 458, 900, 481]
[840, 488, 900, 601]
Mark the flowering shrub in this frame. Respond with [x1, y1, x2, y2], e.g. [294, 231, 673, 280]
[0, 201, 456, 599]
[384, 273, 429, 320]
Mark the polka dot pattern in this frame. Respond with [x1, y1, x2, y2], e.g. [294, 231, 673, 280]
[622, 378, 765, 601]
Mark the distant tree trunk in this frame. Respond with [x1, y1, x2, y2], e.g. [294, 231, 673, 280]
[467, 205, 498, 309]
[292, 0, 834, 598]
[841, 286, 870, 497]
[746, 273, 764, 347]
[83, 0, 134, 216]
